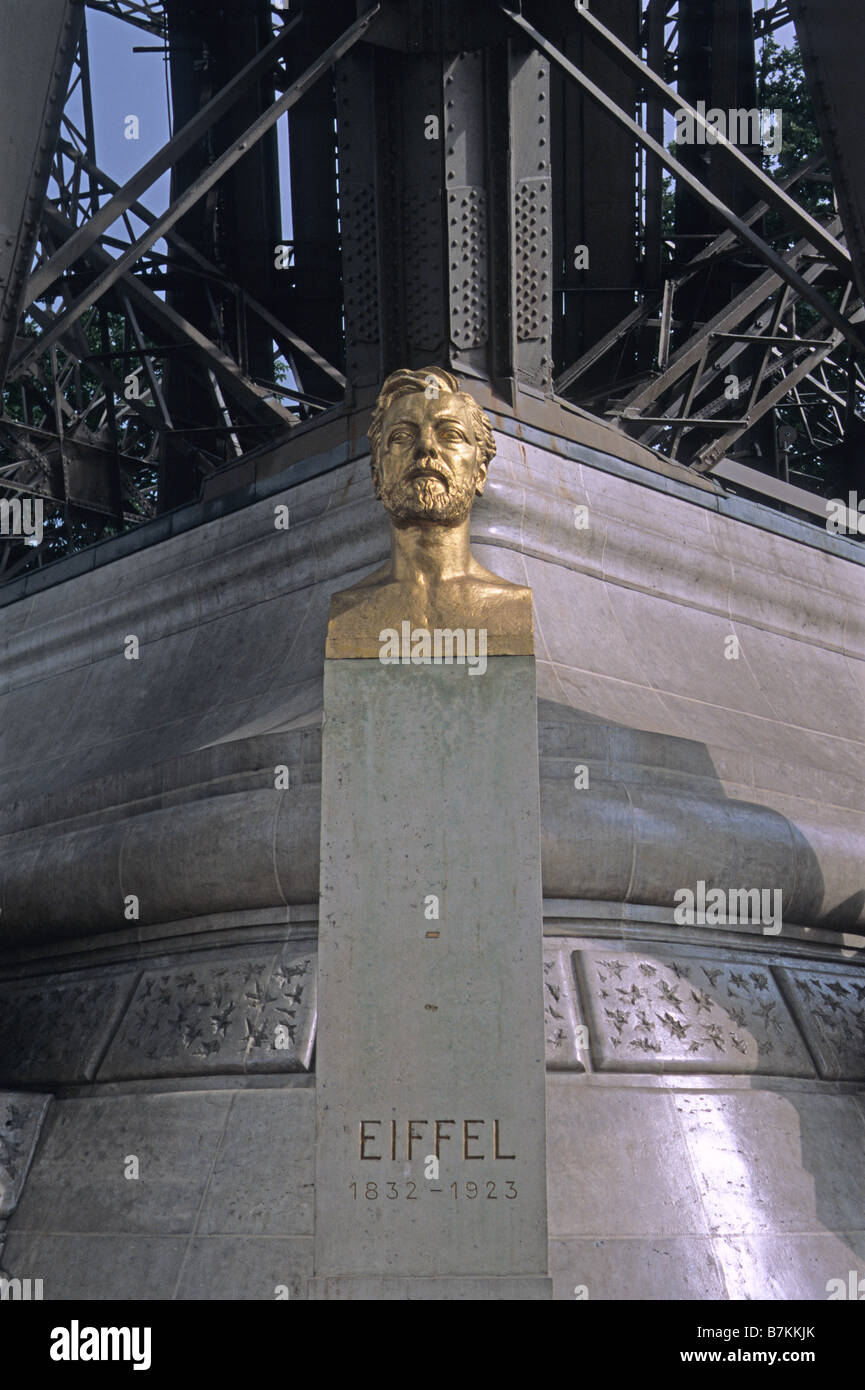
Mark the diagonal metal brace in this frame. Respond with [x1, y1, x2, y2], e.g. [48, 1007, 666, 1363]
[15, 6, 379, 377]
[503, 8, 865, 358]
[27, 13, 303, 306]
[570, 1, 851, 278]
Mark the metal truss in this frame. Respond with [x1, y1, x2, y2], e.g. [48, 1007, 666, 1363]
[557, 173, 863, 474]
[752, 2, 792, 36]
[0, 5, 366, 575]
[84, 1, 165, 38]
[657, 0, 793, 70]
[522, 2, 865, 515]
[2, 0, 863, 583]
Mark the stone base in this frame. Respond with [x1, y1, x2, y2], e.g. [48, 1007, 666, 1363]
[308, 1276, 553, 1300]
[315, 658, 549, 1280]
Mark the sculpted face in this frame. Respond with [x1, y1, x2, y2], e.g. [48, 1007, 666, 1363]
[327, 368, 534, 657]
[376, 391, 487, 524]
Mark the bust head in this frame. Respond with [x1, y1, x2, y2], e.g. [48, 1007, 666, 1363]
[368, 367, 496, 525]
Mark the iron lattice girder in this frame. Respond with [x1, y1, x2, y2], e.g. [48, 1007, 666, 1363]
[4, 0, 861, 562]
[26, 13, 304, 307]
[572, 2, 850, 279]
[3, 282, 161, 521]
[0, 417, 150, 507]
[634, 274, 851, 441]
[49, 139, 345, 393]
[506, 9, 865, 365]
[619, 277, 859, 460]
[336, 30, 554, 390]
[554, 152, 831, 397]
[752, 2, 792, 36]
[627, 299, 863, 471]
[789, 0, 865, 305]
[0, 0, 82, 393]
[21, 289, 184, 450]
[35, 203, 295, 430]
[84, 0, 165, 38]
[629, 318, 845, 452]
[618, 220, 846, 421]
[14, 7, 378, 389]
[694, 317, 855, 471]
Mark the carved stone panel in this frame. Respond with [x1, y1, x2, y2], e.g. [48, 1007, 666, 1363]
[0, 974, 135, 1086]
[0, 1092, 51, 1218]
[573, 950, 814, 1077]
[98, 945, 317, 1080]
[775, 966, 865, 1080]
[543, 946, 587, 1072]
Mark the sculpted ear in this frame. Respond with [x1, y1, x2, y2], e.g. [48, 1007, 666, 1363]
[474, 459, 489, 496]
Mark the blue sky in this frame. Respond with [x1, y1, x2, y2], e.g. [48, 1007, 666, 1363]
[80, 8, 293, 235]
[79, 6, 795, 229]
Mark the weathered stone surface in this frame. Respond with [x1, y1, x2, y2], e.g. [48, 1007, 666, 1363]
[674, 1090, 865, 1237]
[0, 973, 135, 1086]
[5, 1087, 317, 1299]
[775, 965, 865, 1079]
[543, 945, 587, 1071]
[176, 1236, 312, 1301]
[9, 1092, 232, 1236]
[573, 949, 814, 1076]
[308, 1275, 553, 1300]
[315, 658, 549, 1282]
[2, 1232, 187, 1301]
[196, 1090, 314, 1236]
[98, 946, 316, 1080]
[712, 1231, 865, 1301]
[0, 785, 321, 942]
[547, 1075, 865, 1299]
[1, 428, 863, 945]
[547, 1081, 711, 1239]
[0, 1092, 50, 1218]
[550, 1236, 726, 1301]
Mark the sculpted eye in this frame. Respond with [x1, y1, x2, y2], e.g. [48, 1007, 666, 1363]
[388, 428, 413, 444]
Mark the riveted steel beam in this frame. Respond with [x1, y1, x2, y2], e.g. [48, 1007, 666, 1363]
[0, 0, 82, 392]
[36, 205, 297, 429]
[26, 13, 302, 307]
[548, 3, 852, 278]
[504, 8, 865, 358]
[13, 8, 378, 380]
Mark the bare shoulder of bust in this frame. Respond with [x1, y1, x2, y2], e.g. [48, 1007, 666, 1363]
[329, 566, 391, 611]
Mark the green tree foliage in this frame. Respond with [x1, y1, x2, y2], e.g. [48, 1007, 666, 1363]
[758, 38, 833, 226]
[0, 307, 159, 571]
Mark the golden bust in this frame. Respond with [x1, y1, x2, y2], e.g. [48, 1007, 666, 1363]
[325, 368, 534, 657]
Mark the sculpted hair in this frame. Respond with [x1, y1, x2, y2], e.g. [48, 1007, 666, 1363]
[369, 368, 496, 493]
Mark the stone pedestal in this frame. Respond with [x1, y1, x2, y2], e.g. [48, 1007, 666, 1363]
[313, 657, 551, 1298]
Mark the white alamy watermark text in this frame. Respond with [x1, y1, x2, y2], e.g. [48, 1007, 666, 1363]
[50, 1321, 151, 1371]
[675, 102, 783, 157]
[0, 497, 43, 546]
[379, 622, 488, 675]
[673, 880, 782, 934]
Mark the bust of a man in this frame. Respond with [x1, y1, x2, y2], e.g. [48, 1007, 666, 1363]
[326, 367, 534, 656]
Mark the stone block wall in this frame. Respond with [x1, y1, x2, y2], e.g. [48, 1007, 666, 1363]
[0, 413, 863, 1299]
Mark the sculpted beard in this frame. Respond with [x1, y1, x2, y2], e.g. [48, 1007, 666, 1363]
[378, 465, 478, 522]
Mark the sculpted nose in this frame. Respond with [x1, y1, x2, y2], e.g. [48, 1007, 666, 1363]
[414, 425, 437, 458]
